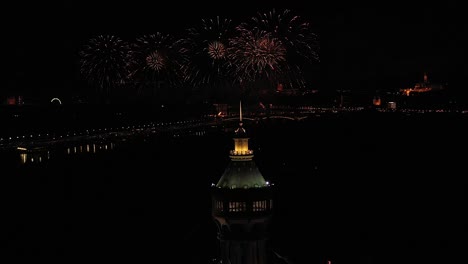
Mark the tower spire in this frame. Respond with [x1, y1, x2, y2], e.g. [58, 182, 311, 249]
[232, 101, 252, 161]
[231, 101, 249, 151]
[239, 100, 242, 123]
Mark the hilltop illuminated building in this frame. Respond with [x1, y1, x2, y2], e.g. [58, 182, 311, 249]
[211, 102, 274, 264]
[400, 72, 445, 96]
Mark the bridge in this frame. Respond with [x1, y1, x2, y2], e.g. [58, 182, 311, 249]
[221, 114, 309, 122]
[0, 106, 353, 152]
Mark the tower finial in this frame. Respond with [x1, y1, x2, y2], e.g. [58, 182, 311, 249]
[239, 100, 243, 123]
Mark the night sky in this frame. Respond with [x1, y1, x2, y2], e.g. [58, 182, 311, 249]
[2, 1, 460, 98]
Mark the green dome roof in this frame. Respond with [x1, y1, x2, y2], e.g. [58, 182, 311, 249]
[216, 160, 267, 189]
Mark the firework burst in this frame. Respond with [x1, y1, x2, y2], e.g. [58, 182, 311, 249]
[228, 30, 286, 81]
[132, 33, 174, 73]
[145, 50, 165, 71]
[79, 35, 132, 96]
[129, 33, 185, 97]
[235, 8, 320, 90]
[246, 8, 320, 63]
[178, 16, 236, 100]
[207, 41, 227, 60]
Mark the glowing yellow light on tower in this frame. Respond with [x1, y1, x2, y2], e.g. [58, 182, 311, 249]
[234, 138, 249, 154]
[229, 101, 254, 159]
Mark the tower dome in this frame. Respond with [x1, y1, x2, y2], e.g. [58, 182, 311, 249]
[216, 106, 267, 188]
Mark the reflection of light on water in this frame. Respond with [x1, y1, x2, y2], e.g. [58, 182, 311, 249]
[67, 143, 115, 155]
[21, 142, 117, 164]
[19, 150, 50, 164]
[172, 130, 207, 138]
[20, 153, 27, 164]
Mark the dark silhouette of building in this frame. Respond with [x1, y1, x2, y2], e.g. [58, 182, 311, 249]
[211, 102, 274, 264]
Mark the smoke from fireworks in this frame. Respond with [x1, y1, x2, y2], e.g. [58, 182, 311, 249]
[79, 35, 132, 95]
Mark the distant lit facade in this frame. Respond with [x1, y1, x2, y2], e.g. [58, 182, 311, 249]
[400, 72, 445, 96]
[211, 104, 273, 264]
[387, 101, 397, 109]
[5, 95, 24, 105]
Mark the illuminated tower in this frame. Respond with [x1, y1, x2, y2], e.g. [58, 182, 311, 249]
[211, 102, 274, 264]
[423, 72, 428, 83]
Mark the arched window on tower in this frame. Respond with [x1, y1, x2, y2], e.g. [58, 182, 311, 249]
[229, 201, 246, 212]
[216, 200, 224, 211]
[253, 200, 267, 211]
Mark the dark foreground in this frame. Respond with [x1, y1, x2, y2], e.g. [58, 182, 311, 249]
[1, 111, 465, 263]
